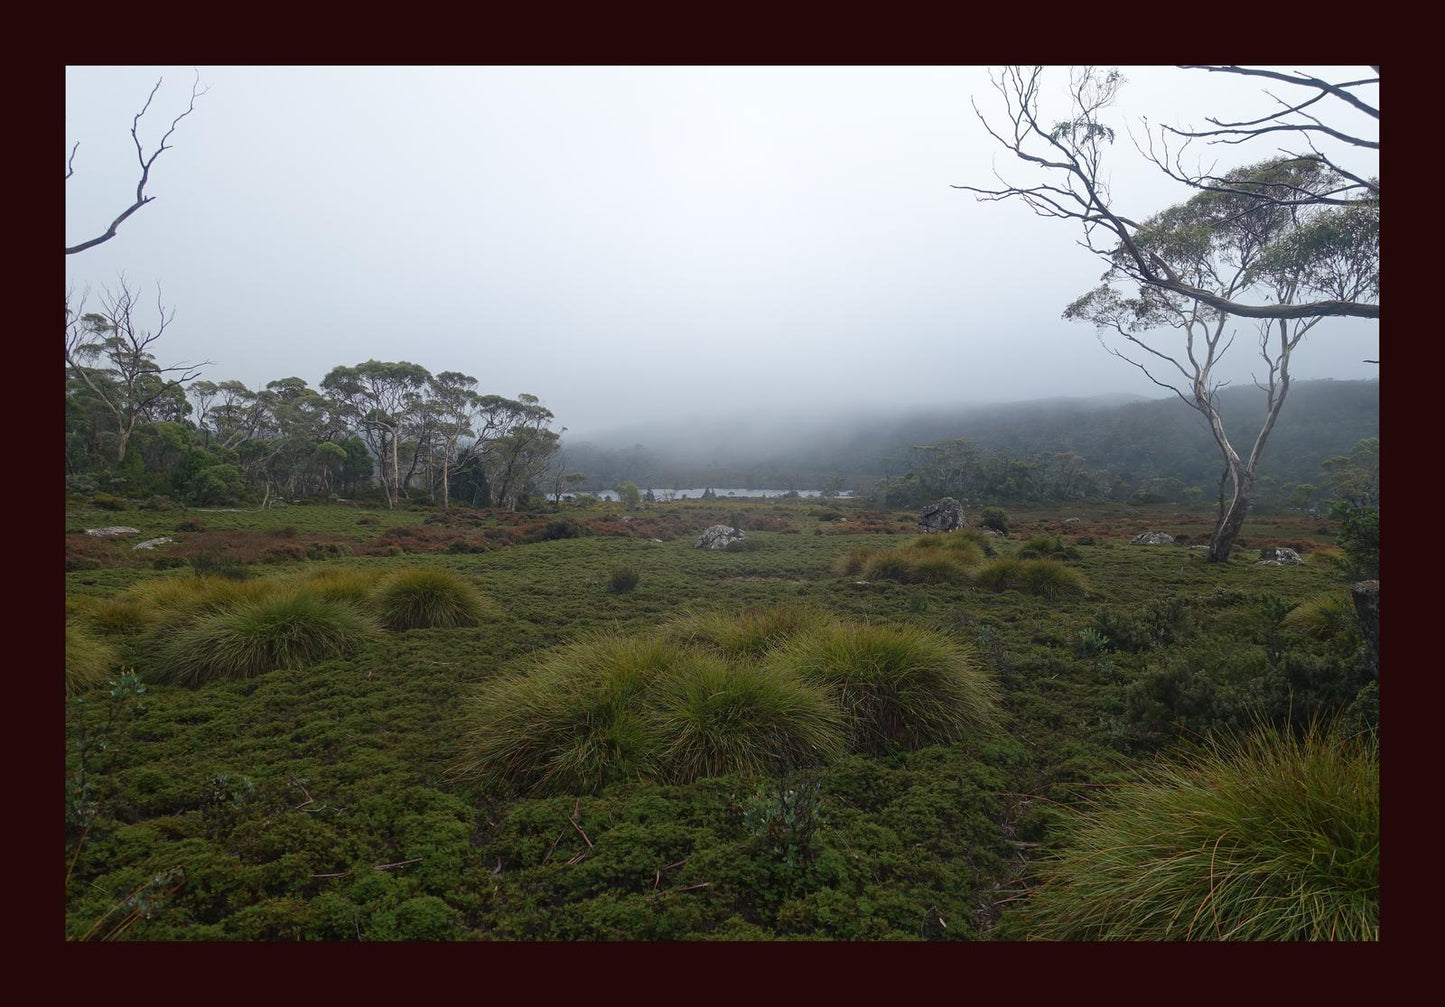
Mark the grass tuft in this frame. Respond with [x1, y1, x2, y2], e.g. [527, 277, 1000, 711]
[155, 592, 378, 685]
[66, 624, 118, 697]
[665, 605, 836, 661]
[456, 634, 685, 795]
[1012, 726, 1379, 941]
[1282, 591, 1358, 642]
[767, 623, 999, 753]
[377, 567, 495, 630]
[649, 660, 846, 783]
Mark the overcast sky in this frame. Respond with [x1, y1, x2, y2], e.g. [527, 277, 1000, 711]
[64, 66, 1379, 440]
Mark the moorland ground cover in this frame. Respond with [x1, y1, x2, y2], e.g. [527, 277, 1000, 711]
[64, 496, 1377, 940]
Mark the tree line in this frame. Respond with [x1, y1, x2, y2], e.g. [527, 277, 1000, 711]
[65, 296, 563, 510]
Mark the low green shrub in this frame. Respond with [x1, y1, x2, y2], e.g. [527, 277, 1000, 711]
[767, 623, 998, 753]
[154, 592, 377, 685]
[1011, 726, 1378, 940]
[93, 493, 128, 512]
[377, 567, 493, 630]
[607, 565, 641, 594]
[979, 507, 1009, 535]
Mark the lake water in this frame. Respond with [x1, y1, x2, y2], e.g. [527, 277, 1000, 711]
[568, 488, 855, 503]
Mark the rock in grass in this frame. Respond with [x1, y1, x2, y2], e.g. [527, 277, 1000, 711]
[86, 526, 141, 537]
[131, 536, 176, 550]
[1131, 532, 1174, 545]
[1256, 546, 1303, 565]
[918, 497, 966, 533]
[695, 525, 745, 550]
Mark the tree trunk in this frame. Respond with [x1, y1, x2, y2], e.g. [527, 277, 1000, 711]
[441, 454, 450, 509]
[1207, 467, 1253, 563]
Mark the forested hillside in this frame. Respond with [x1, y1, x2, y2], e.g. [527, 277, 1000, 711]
[565, 379, 1378, 502]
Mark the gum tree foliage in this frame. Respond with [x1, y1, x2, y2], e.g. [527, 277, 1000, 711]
[958, 65, 1379, 322]
[960, 66, 1378, 562]
[64, 279, 206, 467]
[1064, 156, 1377, 562]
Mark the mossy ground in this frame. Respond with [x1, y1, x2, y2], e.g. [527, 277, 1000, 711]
[64, 496, 1368, 940]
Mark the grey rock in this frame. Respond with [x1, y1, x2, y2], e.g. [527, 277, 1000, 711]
[1131, 532, 1175, 545]
[86, 526, 141, 538]
[695, 525, 746, 550]
[1256, 546, 1303, 565]
[918, 498, 966, 533]
[131, 536, 176, 550]
[1063, 517, 1082, 524]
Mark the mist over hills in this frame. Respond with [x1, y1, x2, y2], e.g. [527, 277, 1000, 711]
[562, 380, 1378, 496]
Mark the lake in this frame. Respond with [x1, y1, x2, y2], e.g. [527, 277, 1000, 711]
[568, 488, 855, 502]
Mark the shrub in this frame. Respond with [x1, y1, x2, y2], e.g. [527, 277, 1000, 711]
[155, 592, 377, 685]
[665, 605, 835, 661]
[93, 493, 128, 512]
[835, 549, 872, 577]
[377, 567, 493, 630]
[1011, 727, 1378, 940]
[979, 507, 1009, 535]
[66, 625, 117, 698]
[649, 660, 845, 783]
[539, 519, 590, 541]
[607, 565, 641, 594]
[767, 623, 998, 753]
[456, 634, 685, 795]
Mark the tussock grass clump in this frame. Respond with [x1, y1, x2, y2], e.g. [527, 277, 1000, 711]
[288, 567, 379, 606]
[768, 623, 999, 753]
[74, 595, 163, 637]
[650, 660, 846, 783]
[1283, 591, 1358, 642]
[155, 592, 377, 685]
[835, 549, 873, 577]
[975, 558, 1088, 599]
[666, 605, 836, 661]
[841, 545, 979, 584]
[1014, 727, 1378, 941]
[377, 567, 494, 630]
[1020, 559, 1089, 600]
[973, 556, 1025, 593]
[911, 534, 987, 564]
[127, 576, 276, 617]
[66, 624, 117, 697]
[456, 634, 685, 795]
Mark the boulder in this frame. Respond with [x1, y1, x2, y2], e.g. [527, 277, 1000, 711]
[695, 525, 745, 550]
[918, 498, 966, 533]
[1131, 532, 1174, 545]
[86, 526, 141, 538]
[131, 536, 176, 550]
[1256, 546, 1303, 565]
[1351, 580, 1379, 674]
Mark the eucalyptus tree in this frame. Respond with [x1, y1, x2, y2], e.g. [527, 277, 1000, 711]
[63, 280, 206, 468]
[427, 371, 481, 509]
[959, 66, 1379, 323]
[1064, 158, 1377, 561]
[321, 361, 432, 508]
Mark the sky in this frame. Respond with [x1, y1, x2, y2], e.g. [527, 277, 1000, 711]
[64, 66, 1380, 441]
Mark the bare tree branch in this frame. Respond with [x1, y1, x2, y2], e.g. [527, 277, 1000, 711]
[66, 71, 208, 256]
